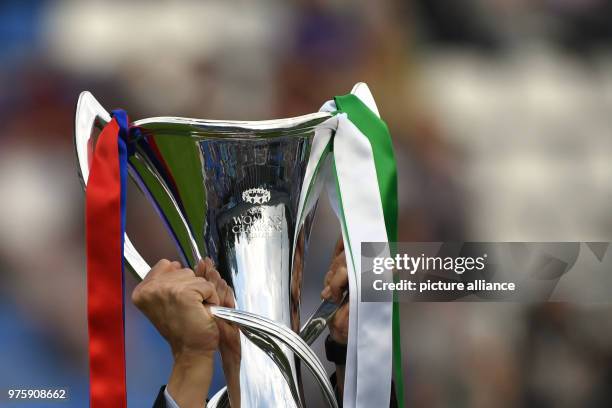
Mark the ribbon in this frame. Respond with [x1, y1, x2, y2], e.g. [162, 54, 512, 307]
[333, 94, 404, 408]
[86, 110, 129, 408]
[294, 89, 404, 407]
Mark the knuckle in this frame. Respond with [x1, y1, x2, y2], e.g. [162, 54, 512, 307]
[132, 283, 153, 307]
[180, 268, 195, 276]
[166, 287, 183, 303]
[157, 259, 170, 268]
[131, 287, 143, 306]
[324, 273, 332, 285]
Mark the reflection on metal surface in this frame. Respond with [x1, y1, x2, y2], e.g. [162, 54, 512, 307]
[74, 91, 338, 407]
[300, 297, 345, 346]
[209, 295, 343, 407]
[207, 387, 231, 408]
[211, 306, 339, 408]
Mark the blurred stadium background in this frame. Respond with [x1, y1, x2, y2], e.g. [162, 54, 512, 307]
[2, 0, 612, 407]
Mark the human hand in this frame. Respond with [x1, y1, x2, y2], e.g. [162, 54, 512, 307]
[321, 238, 349, 345]
[132, 258, 220, 359]
[132, 258, 222, 407]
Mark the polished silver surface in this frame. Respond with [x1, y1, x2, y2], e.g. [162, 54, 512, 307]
[209, 296, 343, 408]
[75, 91, 338, 407]
[300, 296, 346, 346]
[211, 306, 338, 408]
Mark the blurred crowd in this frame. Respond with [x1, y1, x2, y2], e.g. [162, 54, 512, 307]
[2, 0, 612, 407]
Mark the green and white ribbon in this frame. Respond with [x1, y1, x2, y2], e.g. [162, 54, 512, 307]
[294, 83, 404, 408]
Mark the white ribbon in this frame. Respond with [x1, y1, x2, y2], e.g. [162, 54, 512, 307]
[294, 83, 394, 408]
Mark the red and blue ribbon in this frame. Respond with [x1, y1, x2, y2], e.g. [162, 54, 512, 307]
[86, 110, 129, 408]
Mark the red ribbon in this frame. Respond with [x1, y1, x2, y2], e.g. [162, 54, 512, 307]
[86, 117, 127, 408]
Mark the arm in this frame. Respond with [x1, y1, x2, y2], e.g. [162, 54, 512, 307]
[166, 353, 215, 407]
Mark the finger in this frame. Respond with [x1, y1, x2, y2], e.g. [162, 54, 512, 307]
[329, 265, 348, 290]
[225, 287, 236, 308]
[323, 251, 347, 286]
[322, 265, 348, 303]
[207, 268, 222, 285]
[146, 259, 181, 279]
[330, 250, 347, 270]
[202, 259, 222, 283]
[195, 257, 216, 279]
[216, 279, 231, 306]
[324, 269, 332, 287]
[214, 273, 227, 290]
[205, 257, 216, 269]
[330, 302, 349, 344]
[322, 269, 335, 299]
[333, 237, 344, 256]
[194, 258, 207, 278]
[210, 272, 232, 308]
[170, 267, 196, 280]
[322, 283, 346, 304]
[186, 279, 220, 306]
[321, 286, 331, 300]
[335, 301, 349, 320]
[197, 259, 234, 308]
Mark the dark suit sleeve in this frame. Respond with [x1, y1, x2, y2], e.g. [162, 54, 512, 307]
[152, 386, 167, 408]
[152, 385, 210, 408]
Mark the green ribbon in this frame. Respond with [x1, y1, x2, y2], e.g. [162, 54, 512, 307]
[334, 94, 405, 408]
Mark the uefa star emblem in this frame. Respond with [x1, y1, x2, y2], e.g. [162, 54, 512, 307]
[242, 187, 271, 204]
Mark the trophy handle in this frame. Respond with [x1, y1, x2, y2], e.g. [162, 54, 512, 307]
[75, 91, 152, 279]
[208, 296, 345, 408]
[210, 306, 339, 408]
[299, 295, 346, 345]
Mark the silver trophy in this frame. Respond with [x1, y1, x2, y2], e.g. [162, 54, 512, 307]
[75, 90, 351, 408]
